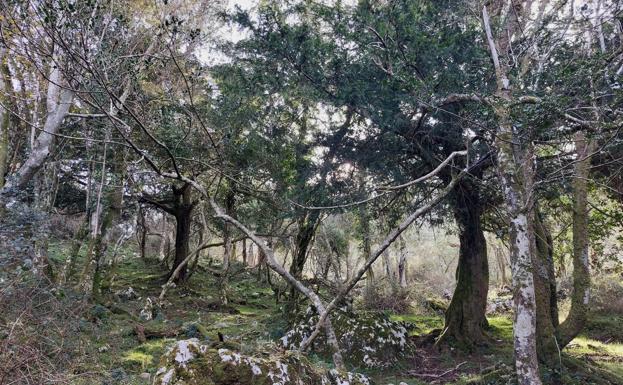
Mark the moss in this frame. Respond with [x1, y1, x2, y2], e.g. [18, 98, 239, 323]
[424, 297, 448, 313]
[123, 350, 154, 370]
[486, 316, 513, 341]
[390, 314, 443, 336]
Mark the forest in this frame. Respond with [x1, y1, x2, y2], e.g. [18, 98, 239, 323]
[0, 0, 622, 384]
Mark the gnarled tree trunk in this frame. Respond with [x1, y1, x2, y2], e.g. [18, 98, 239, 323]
[556, 132, 593, 347]
[441, 181, 489, 347]
[285, 210, 320, 317]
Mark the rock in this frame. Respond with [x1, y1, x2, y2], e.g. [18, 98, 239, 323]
[153, 339, 373, 385]
[115, 286, 139, 301]
[90, 304, 110, 322]
[110, 367, 127, 383]
[280, 306, 412, 368]
[22, 258, 33, 270]
[139, 297, 156, 321]
[486, 297, 512, 315]
[139, 372, 151, 382]
[182, 322, 210, 340]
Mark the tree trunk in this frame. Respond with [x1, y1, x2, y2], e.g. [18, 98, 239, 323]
[145, 183, 197, 284]
[172, 205, 192, 283]
[482, 5, 542, 383]
[397, 235, 408, 288]
[0, 48, 9, 188]
[556, 132, 593, 347]
[440, 182, 489, 347]
[59, 213, 90, 285]
[90, 147, 126, 302]
[359, 205, 376, 300]
[218, 189, 235, 304]
[1, 60, 72, 194]
[286, 210, 320, 317]
[532, 210, 559, 366]
[137, 205, 147, 259]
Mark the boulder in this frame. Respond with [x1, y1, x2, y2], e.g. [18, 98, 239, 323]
[280, 306, 411, 368]
[486, 297, 512, 315]
[115, 286, 139, 301]
[153, 339, 373, 385]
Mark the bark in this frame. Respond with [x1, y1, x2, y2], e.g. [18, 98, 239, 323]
[2, 60, 73, 193]
[143, 183, 196, 283]
[382, 249, 393, 280]
[137, 205, 148, 259]
[0, 48, 9, 188]
[359, 202, 375, 295]
[397, 235, 407, 288]
[440, 182, 489, 347]
[158, 215, 168, 261]
[532, 210, 559, 366]
[170, 185, 194, 283]
[482, 4, 543, 384]
[556, 132, 593, 347]
[285, 210, 320, 317]
[218, 189, 236, 304]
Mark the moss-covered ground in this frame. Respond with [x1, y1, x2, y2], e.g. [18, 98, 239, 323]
[48, 243, 623, 385]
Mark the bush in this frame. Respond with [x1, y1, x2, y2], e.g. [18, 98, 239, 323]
[0, 276, 88, 385]
[361, 280, 413, 313]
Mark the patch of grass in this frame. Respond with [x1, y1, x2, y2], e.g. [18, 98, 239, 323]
[582, 313, 623, 343]
[486, 316, 513, 341]
[566, 336, 623, 358]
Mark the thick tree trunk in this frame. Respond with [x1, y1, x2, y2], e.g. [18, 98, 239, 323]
[532, 211, 559, 366]
[286, 210, 320, 316]
[441, 182, 489, 347]
[146, 183, 196, 284]
[137, 206, 147, 259]
[556, 132, 593, 347]
[172, 207, 192, 283]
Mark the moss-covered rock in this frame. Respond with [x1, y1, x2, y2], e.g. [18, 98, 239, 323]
[280, 306, 412, 368]
[153, 339, 373, 385]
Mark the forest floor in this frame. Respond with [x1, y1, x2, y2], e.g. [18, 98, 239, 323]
[47, 247, 623, 385]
